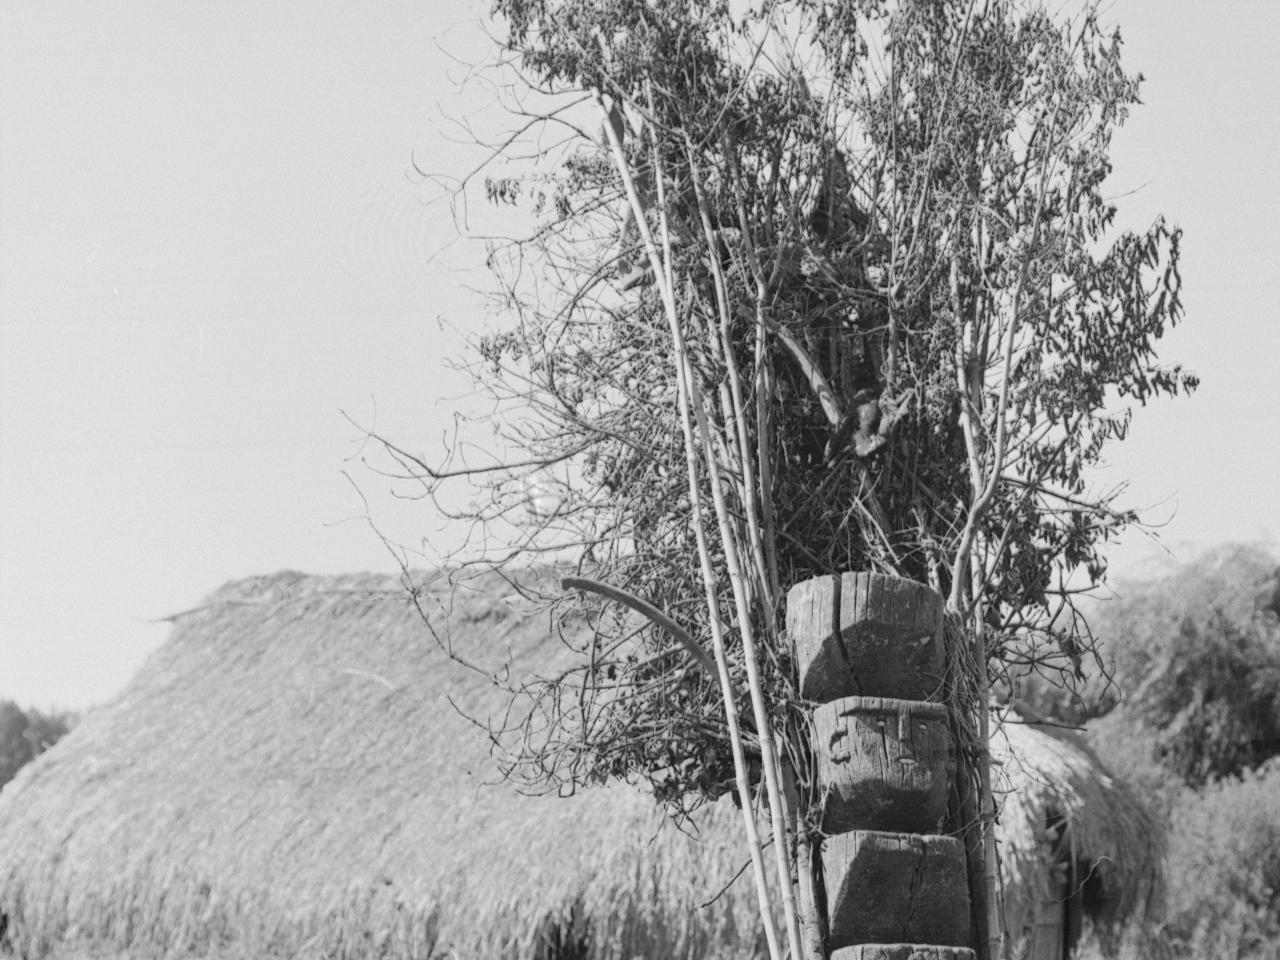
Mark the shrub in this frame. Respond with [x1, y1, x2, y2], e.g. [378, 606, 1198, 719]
[1159, 761, 1280, 960]
[1019, 544, 1280, 785]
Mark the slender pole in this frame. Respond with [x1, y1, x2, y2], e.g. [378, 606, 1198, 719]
[594, 91, 785, 960]
[646, 118, 802, 960]
[685, 367, 805, 960]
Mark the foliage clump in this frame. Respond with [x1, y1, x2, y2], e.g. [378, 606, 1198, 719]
[407, 0, 1194, 818]
[0, 700, 75, 790]
[1161, 760, 1280, 960]
[1034, 545, 1280, 960]
[1023, 544, 1280, 785]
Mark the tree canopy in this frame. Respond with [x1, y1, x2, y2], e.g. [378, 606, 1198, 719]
[404, 0, 1194, 806]
[1067, 545, 1280, 786]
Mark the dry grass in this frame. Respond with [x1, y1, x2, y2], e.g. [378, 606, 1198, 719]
[0, 570, 1162, 959]
[0, 570, 767, 960]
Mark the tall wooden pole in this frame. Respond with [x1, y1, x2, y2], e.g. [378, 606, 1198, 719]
[788, 572, 979, 960]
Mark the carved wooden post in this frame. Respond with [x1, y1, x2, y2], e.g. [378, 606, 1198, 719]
[788, 572, 976, 960]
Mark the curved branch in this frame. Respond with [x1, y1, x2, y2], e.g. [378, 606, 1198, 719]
[560, 576, 722, 683]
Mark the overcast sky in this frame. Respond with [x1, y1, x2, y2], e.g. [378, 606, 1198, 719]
[2, 1, 1277, 711]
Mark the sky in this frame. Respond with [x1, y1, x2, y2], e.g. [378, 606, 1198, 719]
[1, 1, 1277, 711]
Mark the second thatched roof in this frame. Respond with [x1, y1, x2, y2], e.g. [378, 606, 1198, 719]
[993, 717, 1164, 956]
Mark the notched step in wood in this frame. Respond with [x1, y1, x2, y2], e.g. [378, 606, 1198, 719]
[832, 944, 977, 960]
[822, 831, 970, 950]
[788, 573, 945, 703]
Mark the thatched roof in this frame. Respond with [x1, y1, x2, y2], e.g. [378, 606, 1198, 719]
[0, 571, 764, 960]
[0, 571, 1162, 960]
[992, 717, 1164, 956]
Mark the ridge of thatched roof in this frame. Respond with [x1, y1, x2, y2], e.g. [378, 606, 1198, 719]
[0, 571, 1163, 960]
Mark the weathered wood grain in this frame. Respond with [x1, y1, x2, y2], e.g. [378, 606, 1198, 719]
[815, 696, 953, 834]
[822, 831, 971, 950]
[831, 945, 977, 960]
[787, 573, 944, 703]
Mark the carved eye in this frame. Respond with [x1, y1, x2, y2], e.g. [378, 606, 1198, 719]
[829, 728, 851, 763]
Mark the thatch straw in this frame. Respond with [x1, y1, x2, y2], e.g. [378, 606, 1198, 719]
[991, 716, 1165, 957]
[0, 571, 767, 960]
[0, 571, 1162, 960]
